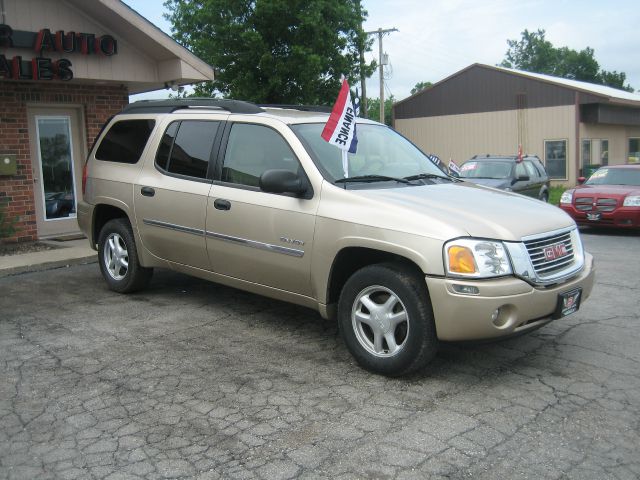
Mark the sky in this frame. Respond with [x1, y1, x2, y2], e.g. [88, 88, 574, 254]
[125, 0, 640, 102]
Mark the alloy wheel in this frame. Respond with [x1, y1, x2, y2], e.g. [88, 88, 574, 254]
[351, 285, 410, 357]
[104, 232, 129, 281]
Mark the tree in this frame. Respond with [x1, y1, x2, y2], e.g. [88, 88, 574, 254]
[501, 29, 633, 92]
[366, 95, 395, 126]
[410, 81, 432, 95]
[164, 0, 376, 104]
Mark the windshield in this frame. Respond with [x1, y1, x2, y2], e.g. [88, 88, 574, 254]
[460, 161, 513, 179]
[292, 123, 446, 182]
[586, 168, 640, 186]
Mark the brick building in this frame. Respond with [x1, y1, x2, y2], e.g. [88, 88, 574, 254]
[1, 0, 214, 242]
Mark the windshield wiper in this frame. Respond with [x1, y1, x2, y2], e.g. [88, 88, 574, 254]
[335, 175, 413, 184]
[403, 172, 458, 182]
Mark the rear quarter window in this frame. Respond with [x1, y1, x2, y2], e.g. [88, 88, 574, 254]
[95, 119, 155, 164]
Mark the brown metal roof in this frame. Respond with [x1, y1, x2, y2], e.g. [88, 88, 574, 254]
[394, 64, 639, 120]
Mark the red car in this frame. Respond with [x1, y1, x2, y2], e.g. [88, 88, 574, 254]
[559, 165, 640, 229]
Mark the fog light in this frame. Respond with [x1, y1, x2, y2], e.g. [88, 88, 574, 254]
[452, 284, 480, 295]
[491, 307, 510, 328]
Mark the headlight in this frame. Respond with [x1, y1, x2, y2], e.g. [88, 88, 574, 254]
[560, 190, 573, 204]
[623, 195, 640, 207]
[445, 239, 512, 278]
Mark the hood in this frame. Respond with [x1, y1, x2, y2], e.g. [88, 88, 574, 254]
[461, 178, 511, 190]
[320, 181, 574, 241]
[574, 184, 640, 197]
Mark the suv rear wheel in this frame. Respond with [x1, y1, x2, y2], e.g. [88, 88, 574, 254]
[338, 263, 438, 376]
[98, 218, 153, 293]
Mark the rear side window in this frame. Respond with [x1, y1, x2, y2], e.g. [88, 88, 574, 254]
[524, 161, 539, 178]
[95, 119, 155, 163]
[533, 159, 547, 177]
[156, 121, 219, 179]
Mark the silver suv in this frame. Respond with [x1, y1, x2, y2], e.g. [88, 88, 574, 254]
[459, 154, 551, 201]
[78, 99, 595, 376]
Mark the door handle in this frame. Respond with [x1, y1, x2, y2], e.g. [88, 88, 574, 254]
[141, 186, 155, 197]
[214, 199, 231, 211]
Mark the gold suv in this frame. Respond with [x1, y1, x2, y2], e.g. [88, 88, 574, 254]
[78, 99, 595, 376]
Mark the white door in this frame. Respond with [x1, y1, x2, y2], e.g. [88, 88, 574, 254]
[28, 107, 85, 238]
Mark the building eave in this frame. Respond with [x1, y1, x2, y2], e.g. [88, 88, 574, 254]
[64, 0, 215, 92]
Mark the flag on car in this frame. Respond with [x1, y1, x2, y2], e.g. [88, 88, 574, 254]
[352, 87, 361, 117]
[517, 144, 523, 163]
[322, 76, 358, 177]
[322, 76, 358, 154]
[448, 159, 461, 176]
[427, 153, 441, 167]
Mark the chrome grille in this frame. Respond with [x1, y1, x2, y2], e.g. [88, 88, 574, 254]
[574, 196, 618, 212]
[523, 231, 575, 278]
[575, 197, 593, 211]
[596, 198, 617, 212]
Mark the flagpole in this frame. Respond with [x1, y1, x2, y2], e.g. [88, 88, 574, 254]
[342, 150, 349, 178]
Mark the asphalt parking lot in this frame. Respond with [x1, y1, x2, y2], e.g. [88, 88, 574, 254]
[1, 229, 638, 480]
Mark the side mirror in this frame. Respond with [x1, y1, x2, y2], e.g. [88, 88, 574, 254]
[260, 169, 308, 197]
[511, 175, 529, 185]
[577, 176, 586, 185]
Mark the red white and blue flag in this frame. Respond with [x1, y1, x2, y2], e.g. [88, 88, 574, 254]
[321, 76, 358, 155]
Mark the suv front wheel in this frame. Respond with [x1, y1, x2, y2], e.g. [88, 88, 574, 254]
[98, 218, 153, 293]
[338, 263, 438, 376]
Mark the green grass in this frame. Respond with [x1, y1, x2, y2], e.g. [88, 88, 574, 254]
[548, 185, 566, 206]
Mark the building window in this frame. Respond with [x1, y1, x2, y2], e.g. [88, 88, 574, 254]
[600, 140, 609, 166]
[581, 139, 592, 169]
[544, 140, 567, 180]
[629, 138, 640, 164]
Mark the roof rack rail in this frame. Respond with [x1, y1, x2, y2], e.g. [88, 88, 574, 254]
[121, 98, 264, 115]
[259, 104, 332, 113]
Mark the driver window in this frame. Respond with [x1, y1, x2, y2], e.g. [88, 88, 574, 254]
[222, 123, 300, 187]
[515, 162, 527, 178]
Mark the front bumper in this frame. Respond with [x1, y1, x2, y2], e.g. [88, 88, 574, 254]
[560, 204, 640, 228]
[425, 252, 595, 341]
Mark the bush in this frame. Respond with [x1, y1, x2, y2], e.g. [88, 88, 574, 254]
[0, 200, 17, 241]
[548, 185, 566, 206]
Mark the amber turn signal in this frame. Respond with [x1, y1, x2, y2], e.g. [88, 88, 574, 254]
[448, 246, 477, 274]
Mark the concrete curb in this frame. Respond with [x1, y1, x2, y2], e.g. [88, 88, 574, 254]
[0, 254, 98, 278]
[0, 239, 98, 278]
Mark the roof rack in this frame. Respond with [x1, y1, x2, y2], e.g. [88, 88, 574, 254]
[259, 104, 332, 113]
[121, 98, 264, 115]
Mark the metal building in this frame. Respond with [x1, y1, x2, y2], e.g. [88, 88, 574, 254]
[393, 64, 640, 185]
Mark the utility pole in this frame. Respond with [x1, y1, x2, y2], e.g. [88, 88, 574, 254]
[366, 27, 398, 123]
[355, 0, 367, 118]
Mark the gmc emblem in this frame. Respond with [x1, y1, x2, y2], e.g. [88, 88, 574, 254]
[544, 243, 568, 261]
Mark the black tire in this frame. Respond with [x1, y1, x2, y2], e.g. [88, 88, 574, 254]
[98, 218, 153, 293]
[338, 263, 438, 376]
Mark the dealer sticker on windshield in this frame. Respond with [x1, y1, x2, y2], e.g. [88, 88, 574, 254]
[553, 288, 582, 319]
